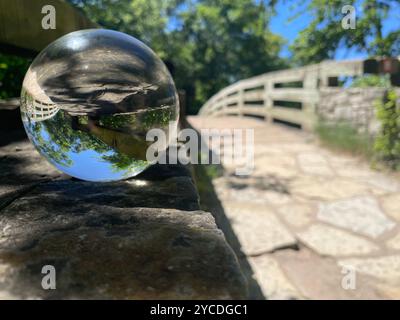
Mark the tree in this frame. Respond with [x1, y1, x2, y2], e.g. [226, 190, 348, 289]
[169, 0, 286, 112]
[0, 53, 31, 99]
[289, 0, 400, 65]
[68, 0, 286, 113]
[69, 0, 183, 59]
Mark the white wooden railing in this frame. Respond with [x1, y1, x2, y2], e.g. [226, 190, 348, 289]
[21, 90, 59, 121]
[199, 59, 364, 130]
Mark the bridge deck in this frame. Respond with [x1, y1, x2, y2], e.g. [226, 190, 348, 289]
[189, 115, 400, 299]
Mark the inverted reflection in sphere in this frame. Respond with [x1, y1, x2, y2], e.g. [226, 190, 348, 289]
[20, 29, 179, 181]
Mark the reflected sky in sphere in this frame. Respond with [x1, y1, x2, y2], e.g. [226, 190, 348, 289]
[20, 29, 179, 182]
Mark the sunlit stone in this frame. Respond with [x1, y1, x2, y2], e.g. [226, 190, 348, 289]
[20, 29, 179, 181]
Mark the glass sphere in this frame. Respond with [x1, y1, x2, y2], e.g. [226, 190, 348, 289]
[20, 29, 179, 182]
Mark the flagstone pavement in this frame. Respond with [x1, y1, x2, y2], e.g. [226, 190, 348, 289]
[189, 116, 400, 300]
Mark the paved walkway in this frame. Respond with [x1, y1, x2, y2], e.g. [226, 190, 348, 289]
[188, 116, 400, 300]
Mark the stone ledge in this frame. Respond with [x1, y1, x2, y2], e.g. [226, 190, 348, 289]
[0, 135, 247, 299]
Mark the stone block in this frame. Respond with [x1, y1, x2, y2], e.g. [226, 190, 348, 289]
[0, 135, 247, 299]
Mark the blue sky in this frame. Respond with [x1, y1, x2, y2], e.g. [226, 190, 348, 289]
[171, 1, 399, 60]
[25, 117, 147, 182]
[269, 0, 400, 59]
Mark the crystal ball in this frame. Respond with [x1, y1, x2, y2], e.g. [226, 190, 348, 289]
[20, 29, 179, 182]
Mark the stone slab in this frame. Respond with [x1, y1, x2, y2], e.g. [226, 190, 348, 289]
[222, 203, 297, 256]
[0, 135, 246, 299]
[0, 140, 63, 209]
[297, 224, 379, 257]
[277, 202, 315, 229]
[0, 205, 246, 299]
[317, 196, 395, 238]
[254, 155, 298, 179]
[386, 232, 400, 251]
[297, 153, 334, 176]
[381, 193, 400, 222]
[274, 248, 382, 299]
[290, 176, 369, 201]
[338, 255, 400, 282]
[0, 178, 246, 299]
[248, 255, 302, 300]
[364, 174, 400, 193]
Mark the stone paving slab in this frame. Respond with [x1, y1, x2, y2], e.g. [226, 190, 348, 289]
[254, 154, 299, 178]
[386, 232, 400, 250]
[248, 255, 303, 300]
[277, 202, 316, 229]
[297, 224, 379, 257]
[297, 153, 334, 177]
[381, 193, 400, 222]
[274, 248, 382, 299]
[317, 196, 395, 238]
[290, 176, 371, 201]
[221, 202, 297, 256]
[363, 174, 400, 193]
[189, 116, 400, 300]
[338, 255, 400, 282]
[213, 177, 292, 206]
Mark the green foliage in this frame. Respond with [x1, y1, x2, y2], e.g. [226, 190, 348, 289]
[101, 152, 148, 174]
[289, 0, 400, 65]
[98, 106, 175, 131]
[140, 107, 176, 129]
[315, 120, 373, 158]
[203, 163, 224, 179]
[171, 0, 286, 111]
[69, 0, 180, 58]
[98, 113, 137, 130]
[374, 90, 400, 169]
[0, 53, 31, 99]
[350, 74, 391, 88]
[68, 0, 287, 113]
[24, 109, 109, 167]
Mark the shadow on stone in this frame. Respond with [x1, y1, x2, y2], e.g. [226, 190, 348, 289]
[186, 123, 264, 299]
[0, 123, 248, 299]
[0, 204, 246, 299]
[227, 173, 290, 194]
[0, 164, 247, 299]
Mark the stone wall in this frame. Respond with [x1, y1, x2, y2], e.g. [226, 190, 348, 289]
[0, 128, 247, 299]
[318, 87, 400, 134]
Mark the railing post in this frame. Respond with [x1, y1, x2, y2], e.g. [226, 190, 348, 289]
[302, 67, 319, 130]
[264, 79, 273, 123]
[223, 95, 228, 116]
[237, 87, 244, 117]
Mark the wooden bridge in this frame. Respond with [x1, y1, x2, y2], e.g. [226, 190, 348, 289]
[199, 59, 365, 130]
[192, 57, 400, 299]
[20, 89, 60, 122]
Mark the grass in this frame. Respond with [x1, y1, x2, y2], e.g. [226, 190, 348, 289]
[203, 163, 224, 179]
[315, 121, 373, 159]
